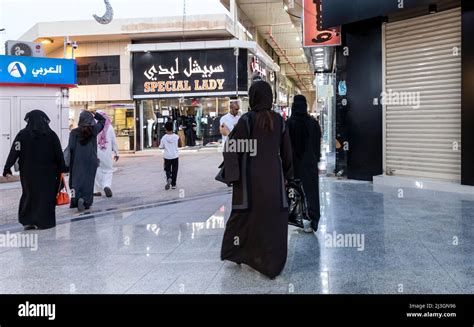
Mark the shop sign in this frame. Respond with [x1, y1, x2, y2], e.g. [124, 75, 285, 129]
[303, 0, 341, 47]
[0, 55, 77, 87]
[133, 49, 247, 97]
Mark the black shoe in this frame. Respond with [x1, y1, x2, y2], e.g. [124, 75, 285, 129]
[171, 185, 177, 189]
[23, 225, 37, 231]
[93, 192, 102, 197]
[104, 187, 113, 198]
[311, 219, 319, 232]
[78, 198, 85, 212]
[165, 178, 171, 190]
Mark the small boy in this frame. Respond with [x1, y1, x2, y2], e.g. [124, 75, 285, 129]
[159, 122, 182, 190]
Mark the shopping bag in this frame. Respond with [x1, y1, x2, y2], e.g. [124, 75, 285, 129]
[286, 180, 310, 228]
[56, 173, 70, 206]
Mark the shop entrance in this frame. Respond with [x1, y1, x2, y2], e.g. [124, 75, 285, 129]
[141, 97, 234, 149]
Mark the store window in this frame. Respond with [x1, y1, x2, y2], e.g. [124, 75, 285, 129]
[76, 56, 121, 85]
[70, 102, 135, 151]
[141, 97, 237, 149]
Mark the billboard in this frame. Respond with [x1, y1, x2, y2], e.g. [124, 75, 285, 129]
[133, 48, 248, 98]
[303, 0, 342, 47]
[0, 55, 77, 87]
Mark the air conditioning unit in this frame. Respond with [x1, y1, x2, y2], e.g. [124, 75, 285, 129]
[5, 40, 45, 57]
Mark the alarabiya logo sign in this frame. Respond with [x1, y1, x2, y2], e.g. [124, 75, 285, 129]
[8, 61, 27, 78]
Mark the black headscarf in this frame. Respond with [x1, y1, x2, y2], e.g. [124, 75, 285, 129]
[78, 111, 96, 145]
[288, 95, 310, 159]
[24, 110, 52, 138]
[78, 111, 96, 127]
[249, 80, 275, 132]
[249, 80, 273, 112]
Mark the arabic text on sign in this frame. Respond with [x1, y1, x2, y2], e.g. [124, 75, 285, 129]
[32, 65, 62, 78]
[144, 57, 225, 81]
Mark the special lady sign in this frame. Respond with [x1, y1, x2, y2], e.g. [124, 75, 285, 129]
[132, 49, 248, 98]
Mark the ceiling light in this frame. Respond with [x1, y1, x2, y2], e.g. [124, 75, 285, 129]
[315, 53, 324, 57]
[314, 48, 324, 53]
[39, 38, 54, 45]
[284, 4, 288, 11]
[296, 36, 300, 41]
[291, 23, 295, 28]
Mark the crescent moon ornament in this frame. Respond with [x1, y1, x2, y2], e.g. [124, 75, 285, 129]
[93, 0, 114, 25]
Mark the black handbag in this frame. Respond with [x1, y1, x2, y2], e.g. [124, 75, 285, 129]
[215, 161, 231, 186]
[287, 180, 310, 228]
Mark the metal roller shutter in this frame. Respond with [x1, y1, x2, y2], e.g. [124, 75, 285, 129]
[384, 8, 461, 181]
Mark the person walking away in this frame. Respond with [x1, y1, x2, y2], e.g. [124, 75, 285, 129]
[66, 110, 106, 212]
[2, 110, 67, 230]
[159, 121, 182, 190]
[220, 81, 294, 279]
[286, 95, 322, 232]
[94, 111, 119, 198]
[219, 101, 241, 144]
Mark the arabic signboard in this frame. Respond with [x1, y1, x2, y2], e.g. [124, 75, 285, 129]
[303, 0, 341, 47]
[133, 48, 248, 98]
[0, 55, 77, 87]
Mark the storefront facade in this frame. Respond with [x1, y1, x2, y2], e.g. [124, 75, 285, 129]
[131, 41, 278, 149]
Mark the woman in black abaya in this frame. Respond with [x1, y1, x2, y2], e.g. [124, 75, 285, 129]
[67, 110, 105, 212]
[3, 110, 67, 230]
[220, 80, 294, 279]
[286, 95, 322, 232]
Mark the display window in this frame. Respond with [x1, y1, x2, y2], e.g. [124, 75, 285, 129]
[69, 102, 135, 151]
[140, 97, 241, 148]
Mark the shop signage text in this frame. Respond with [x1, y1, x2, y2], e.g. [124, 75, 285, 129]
[133, 49, 247, 97]
[303, 0, 341, 47]
[0, 55, 77, 87]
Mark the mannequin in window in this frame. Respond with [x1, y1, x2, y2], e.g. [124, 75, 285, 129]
[192, 99, 203, 140]
[144, 103, 156, 148]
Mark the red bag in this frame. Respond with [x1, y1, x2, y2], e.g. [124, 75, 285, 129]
[56, 173, 70, 206]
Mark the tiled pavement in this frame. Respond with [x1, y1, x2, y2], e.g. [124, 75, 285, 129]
[0, 149, 228, 227]
[0, 177, 472, 294]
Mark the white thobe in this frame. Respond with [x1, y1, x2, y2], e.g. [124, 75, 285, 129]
[95, 128, 119, 192]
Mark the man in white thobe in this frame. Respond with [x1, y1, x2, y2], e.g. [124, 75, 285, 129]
[94, 111, 119, 197]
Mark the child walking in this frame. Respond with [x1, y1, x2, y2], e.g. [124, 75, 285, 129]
[159, 122, 181, 190]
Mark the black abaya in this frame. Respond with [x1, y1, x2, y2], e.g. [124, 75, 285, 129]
[67, 111, 105, 209]
[220, 81, 294, 279]
[3, 110, 66, 229]
[287, 95, 322, 228]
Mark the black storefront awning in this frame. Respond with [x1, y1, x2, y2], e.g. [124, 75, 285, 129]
[322, 0, 444, 28]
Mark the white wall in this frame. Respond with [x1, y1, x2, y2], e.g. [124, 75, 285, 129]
[0, 86, 69, 167]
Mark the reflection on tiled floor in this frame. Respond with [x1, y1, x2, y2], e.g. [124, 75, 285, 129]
[0, 178, 472, 294]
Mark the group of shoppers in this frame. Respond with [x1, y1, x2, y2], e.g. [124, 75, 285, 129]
[220, 80, 321, 279]
[3, 109, 120, 230]
[2, 80, 321, 281]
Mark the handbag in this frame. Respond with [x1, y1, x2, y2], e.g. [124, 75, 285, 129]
[215, 161, 230, 186]
[56, 173, 70, 206]
[286, 180, 310, 228]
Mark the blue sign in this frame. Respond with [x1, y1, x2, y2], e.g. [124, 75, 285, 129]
[0, 55, 77, 87]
